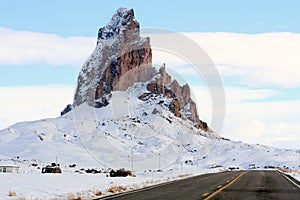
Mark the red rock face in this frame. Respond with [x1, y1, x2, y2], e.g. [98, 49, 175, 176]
[73, 8, 208, 132]
[94, 39, 153, 107]
[169, 100, 181, 118]
[95, 10, 155, 107]
[74, 8, 154, 107]
[144, 67, 208, 131]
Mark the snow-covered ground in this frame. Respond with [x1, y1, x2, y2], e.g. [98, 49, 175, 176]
[1, 162, 299, 200]
[0, 159, 223, 200]
[286, 171, 300, 182]
[0, 83, 299, 199]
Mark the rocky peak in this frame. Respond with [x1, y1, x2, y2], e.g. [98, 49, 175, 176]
[71, 8, 208, 131]
[73, 8, 153, 107]
[142, 66, 208, 131]
[97, 8, 139, 42]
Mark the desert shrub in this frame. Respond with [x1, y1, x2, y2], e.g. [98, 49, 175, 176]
[69, 164, 76, 168]
[67, 193, 82, 200]
[108, 185, 126, 193]
[8, 191, 16, 196]
[95, 191, 102, 196]
[178, 174, 191, 178]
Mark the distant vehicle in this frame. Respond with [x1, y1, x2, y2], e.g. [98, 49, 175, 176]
[42, 163, 62, 173]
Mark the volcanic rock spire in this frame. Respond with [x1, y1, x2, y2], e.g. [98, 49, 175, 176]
[72, 8, 208, 131]
[73, 8, 153, 107]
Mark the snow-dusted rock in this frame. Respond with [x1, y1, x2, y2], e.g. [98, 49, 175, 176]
[72, 8, 207, 131]
[74, 8, 153, 108]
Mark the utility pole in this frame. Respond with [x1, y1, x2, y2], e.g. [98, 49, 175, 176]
[158, 153, 161, 171]
[131, 148, 134, 172]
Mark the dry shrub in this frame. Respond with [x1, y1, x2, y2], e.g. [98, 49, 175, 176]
[108, 185, 126, 193]
[278, 168, 299, 173]
[278, 168, 290, 173]
[95, 191, 102, 196]
[67, 193, 82, 200]
[8, 191, 16, 197]
[178, 174, 191, 178]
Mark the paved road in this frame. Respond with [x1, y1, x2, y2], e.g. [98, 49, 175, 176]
[96, 170, 300, 200]
[211, 170, 300, 200]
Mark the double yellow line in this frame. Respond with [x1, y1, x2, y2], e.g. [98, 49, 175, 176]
[203, 171, 247, 200]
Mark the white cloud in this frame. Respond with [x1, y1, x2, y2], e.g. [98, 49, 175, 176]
[0, 85, 74, 130]
[2, 27, 300, 88]
[0, 27, 94, 66]
[186, 32, 300, 88]
[188, 85, 300, 149]
[150, 32, 300, 88]
[217, 87, 299, 149]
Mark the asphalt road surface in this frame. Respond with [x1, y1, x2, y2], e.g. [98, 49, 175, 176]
[211, 170, 300, 200]
[97, 170, 300, 200]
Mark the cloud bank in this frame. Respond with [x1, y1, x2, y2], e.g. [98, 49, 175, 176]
[0, 27, 94, 66]
[192, 86, 300, 149]
[0, 85, 74, 130]
[1, 27, 300, 88]
[153, 32, 300, 88]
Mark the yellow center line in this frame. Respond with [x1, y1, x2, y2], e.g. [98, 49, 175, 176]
[204, 171, 247, 200]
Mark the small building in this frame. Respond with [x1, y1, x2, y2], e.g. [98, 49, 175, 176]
[0, 166, 20, 173]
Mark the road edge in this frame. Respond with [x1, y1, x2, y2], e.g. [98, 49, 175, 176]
[276, 170, 300, 189]
[94, 171, 229, 200]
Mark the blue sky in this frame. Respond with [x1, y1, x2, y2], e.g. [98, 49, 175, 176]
[0, 1, 299, 149]
[0, 0, 299, 86]
[1, 0, 300, 36]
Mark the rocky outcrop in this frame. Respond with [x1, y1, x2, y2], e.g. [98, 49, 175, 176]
[73, 8, 153, 107]
[60, 104, 73, 116]
[71, 8, 208, 131]
[144, 66, 208, 131]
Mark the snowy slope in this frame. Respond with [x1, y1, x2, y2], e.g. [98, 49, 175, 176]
[0, 82, 299, 199]
[0, 82, 299, 172]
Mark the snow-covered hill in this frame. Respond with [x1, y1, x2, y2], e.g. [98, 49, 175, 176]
[1, 82, 299, 172]
[0, 82, 299, 199]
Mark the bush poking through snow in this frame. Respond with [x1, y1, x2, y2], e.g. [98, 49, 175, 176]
[67, 193, 82, 200]
[95, 191, 102, 196]
[8, 191, 16, 196]
[178, 174, 192, 178]
[108, 185, 127, 193]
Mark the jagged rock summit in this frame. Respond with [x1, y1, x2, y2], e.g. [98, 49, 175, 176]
[72, 8, 208, 131]
[74, 8, 153, 108]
